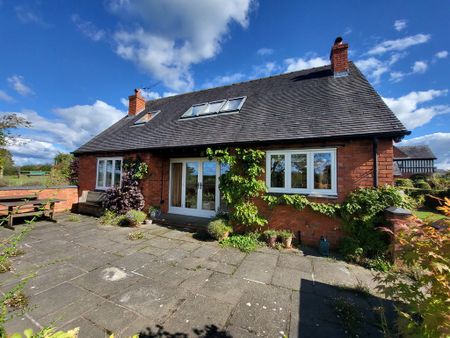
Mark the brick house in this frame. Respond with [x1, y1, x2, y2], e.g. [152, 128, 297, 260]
[74, 38, 409, 248]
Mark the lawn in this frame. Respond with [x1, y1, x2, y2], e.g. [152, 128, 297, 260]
[413, 208, 448, 223]
[0, 175, 49, 187]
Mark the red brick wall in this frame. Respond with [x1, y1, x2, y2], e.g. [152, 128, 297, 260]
[0, 186, 78, 213]
[76, 137, 395, 248]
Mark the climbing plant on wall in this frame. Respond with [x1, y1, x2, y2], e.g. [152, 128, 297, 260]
[206, 148, 267, 229]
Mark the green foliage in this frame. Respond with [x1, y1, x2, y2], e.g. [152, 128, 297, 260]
[330, 297, 365, 338]
[0, 227, 31, 273]
[67, 214, 80, 222]
[207, 218, 232, 240]
[340, 186, 412, 269]
[99, 210, 121, 226]
[375, 222, 450, 337]
[127, 230, 145, 241]
[206, 148, 267, 229]
[278, 230, 294, 239]
[220, 233, 263, 253]
[262, 194, 340, 217]
[123, 158, 149, 180]
[414, 179, 431, 190]
[120, 210, 147, 227]
[10, 327, 80, 338]
[395, 178, 414, 188]
[263, 229, 278, 238]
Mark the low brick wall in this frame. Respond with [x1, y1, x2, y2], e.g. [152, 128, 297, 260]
[255, 198, 343, 249]
[0, 186, 78, 213]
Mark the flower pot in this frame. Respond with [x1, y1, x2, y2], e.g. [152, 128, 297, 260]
[283, 236, 293, 249]
[219, 231, 230, 241]
[267, 235, 277, 248]
[145, 219, 153, 225]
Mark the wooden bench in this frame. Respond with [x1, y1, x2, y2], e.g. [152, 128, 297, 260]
[77, 191, 106, 217]
[0, 197, 64, 229]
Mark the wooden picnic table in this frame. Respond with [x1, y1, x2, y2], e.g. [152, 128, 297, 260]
[0, 198, 64, 228]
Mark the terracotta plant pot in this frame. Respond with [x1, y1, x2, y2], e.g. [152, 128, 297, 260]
[283, 236, 293, 249]
[267, 235, 277, 248]
[219, 231, 230, 241]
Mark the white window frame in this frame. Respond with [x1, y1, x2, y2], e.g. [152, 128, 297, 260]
[96, 157, 123, 190]
[266, 149, 337, 196]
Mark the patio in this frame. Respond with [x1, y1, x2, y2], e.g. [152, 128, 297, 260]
[0, 214, 393, 337]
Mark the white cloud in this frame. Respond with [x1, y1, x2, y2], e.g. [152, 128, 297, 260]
[203, 73, 246, 88]
[383, 89, 450, 129]
[108, 0, 253, 92]
[400, 133, 450, 169]
[284, 56, 328, 72]
[253, 61, 279, 77]
[7, 137, 61, 165]
[393, 19, 407, 32]
[412, 60, 428, 74]
[367, 34, 430, 55]
[257, 48, 274, 56]
[0, 90, 14, 103]
[7, 75, 34, 96]
[355, 57, 389, 84]
[435, 50, 448, 59]
[14, 5, 48, 27]
[71, 14, 106, 41]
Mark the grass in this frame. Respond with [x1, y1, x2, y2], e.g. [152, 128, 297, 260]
[4, 291, 28, 309]
[67, 214, 80, 222]
[219, 233, 263, 253]
[330, 297, 365, 337]
[0, 175, 48, 187]
[413, 208, 447, 223]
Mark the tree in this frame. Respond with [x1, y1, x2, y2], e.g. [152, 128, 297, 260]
[0, 114, 30, 177]
[0, 113, 31, 147]
[0, 149, 16, 177]
[53, 153, 74, 178]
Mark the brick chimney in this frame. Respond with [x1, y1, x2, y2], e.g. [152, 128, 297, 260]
[128, 89, 146, 116]
[330, 37, 349, 77]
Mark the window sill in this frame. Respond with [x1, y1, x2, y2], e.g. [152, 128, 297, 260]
[266, 192, 338, 199]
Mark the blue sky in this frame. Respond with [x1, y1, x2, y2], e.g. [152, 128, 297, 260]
[0, 0, 449, 168]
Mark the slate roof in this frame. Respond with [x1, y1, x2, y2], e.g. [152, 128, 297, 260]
[75, 62, 409, 154]
[394, 145, 437, 160]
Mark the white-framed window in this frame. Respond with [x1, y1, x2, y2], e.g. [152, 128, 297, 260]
[134, 110, 160, 125]
[96, 157, 123, 190]
[180, 96, 247, 119]
[265, 149, 337, 196]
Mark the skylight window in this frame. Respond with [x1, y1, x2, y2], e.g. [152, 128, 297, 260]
[134, 111, 160, 125]
[181, 97, 246, 119]
[220, 97, 245, 112]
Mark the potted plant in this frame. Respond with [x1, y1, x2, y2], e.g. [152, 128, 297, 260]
[207, 218, 232, 241]
[148, 205, 161, 222]
[279, 230, 294, 249]
[263, 230, 278, 248]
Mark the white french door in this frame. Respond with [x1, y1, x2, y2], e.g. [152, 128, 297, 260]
[169, 158, 220, 217]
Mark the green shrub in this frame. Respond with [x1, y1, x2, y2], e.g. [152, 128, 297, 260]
[263, 229, 278, 239]
[207, 218, 232, 240]
[220, 233, 263, 253]
[99, 210, 120, 225]
[122, 210, 147, 227]
[278, 230, 294, 239]
[340, 186, 411, 268]
[395, 178, 414, 188]
[414, 179, 431, 190]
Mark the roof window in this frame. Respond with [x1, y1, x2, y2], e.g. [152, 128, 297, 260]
[134, 111, 160, 125]
[181, 97, 246, 119]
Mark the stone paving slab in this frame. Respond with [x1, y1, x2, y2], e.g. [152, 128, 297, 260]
[0, 215, 391, 337]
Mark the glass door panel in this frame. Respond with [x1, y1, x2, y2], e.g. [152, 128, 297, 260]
[185, 162, 198, 209]
[202, 162, 216, 210]
[171, 163, 182, 207]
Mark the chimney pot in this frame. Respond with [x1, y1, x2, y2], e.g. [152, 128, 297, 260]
[330, 37, 349, 77]
[128, 88, 146, 116]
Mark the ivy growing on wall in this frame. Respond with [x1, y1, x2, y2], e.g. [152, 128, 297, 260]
[206, 147, 339, 230]
[206, 148, 267, 229]
[262, 194, 340, 217]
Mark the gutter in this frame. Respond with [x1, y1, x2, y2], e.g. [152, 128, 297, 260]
[373, 137, 378, 187]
